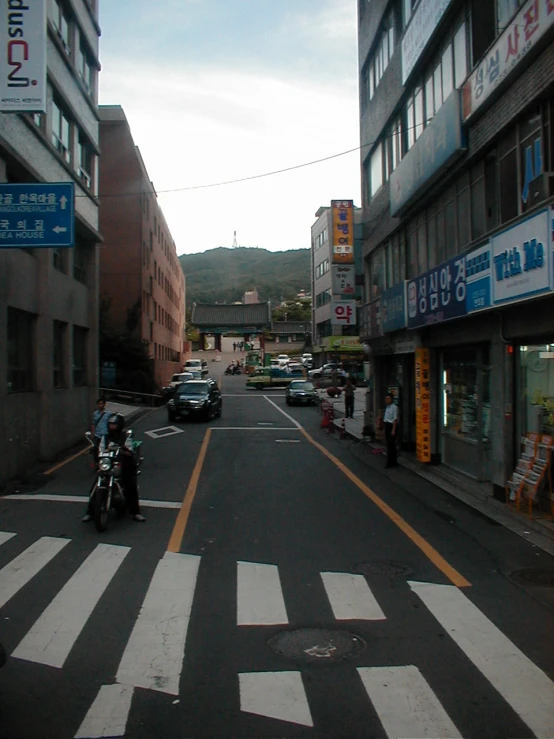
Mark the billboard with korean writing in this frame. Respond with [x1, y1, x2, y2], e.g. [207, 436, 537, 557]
[415, 348, 431, 463]
[463, 0, 554, 121]
[331, 300, 356, 327]
[407, 255, 467, 329]
[382, 283, 406, 333]
[331, 200, 354, 264]
[331, 264, 356, 296]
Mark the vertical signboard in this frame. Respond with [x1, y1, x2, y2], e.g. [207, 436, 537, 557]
[415, 348, 431, 463]
[331, 200, 354, 264]
[0, 0, 47, 113]
[331, 264, 356, 295]
[331, 300, 356, 326]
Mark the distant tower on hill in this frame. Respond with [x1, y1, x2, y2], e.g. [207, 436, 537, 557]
[232, 231, 238, 248]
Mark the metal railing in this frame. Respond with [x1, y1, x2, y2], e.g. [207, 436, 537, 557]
[98, 388, 163, 407]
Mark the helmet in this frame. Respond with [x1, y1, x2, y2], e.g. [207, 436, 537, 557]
[107, 413, 125, 433]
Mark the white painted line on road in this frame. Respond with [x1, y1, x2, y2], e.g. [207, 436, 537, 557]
[275, 440, 301, 444]
[211, 427, 300, 431]
[74, 683, 134, 739]
[0, 536, 70, 610]
[240, 671, 313, 727]
[257, 422, 274, 426]
[358, 665, 462, 739]
[144, 425, 184, 439]
[13, 543, 130, 668]
[237, 561, 288, 625]
[2, 494, 182, 509]
[222, 393, 285, 397]
[409, 580, 554, 738]
[263, 396, 302, 429]
[321, 572, 386, 621]
[0, 531, 16, 547]
[116, 551, 201, 695]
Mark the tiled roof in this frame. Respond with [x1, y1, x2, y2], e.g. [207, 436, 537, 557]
[191, 303, 271, 327]
[271, 321, 311, 334]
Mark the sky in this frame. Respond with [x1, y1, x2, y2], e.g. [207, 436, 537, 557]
[98, 0, 361, 256]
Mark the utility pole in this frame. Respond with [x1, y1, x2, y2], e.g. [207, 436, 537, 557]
[232, 231, 238, 248]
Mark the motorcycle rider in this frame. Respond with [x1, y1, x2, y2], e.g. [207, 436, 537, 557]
[82, 413, 145, 523]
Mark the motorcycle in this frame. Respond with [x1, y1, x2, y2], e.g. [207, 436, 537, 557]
[85, 430, 142, 532]
[224, 364, 242, 375]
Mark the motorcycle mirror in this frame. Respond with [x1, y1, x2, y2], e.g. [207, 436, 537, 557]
[126, 429, 133, 436]
[85, 431, 92, 439]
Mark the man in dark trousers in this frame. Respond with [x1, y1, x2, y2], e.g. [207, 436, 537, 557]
[383, 393, 398, 468]
[344, 378, 355, 418]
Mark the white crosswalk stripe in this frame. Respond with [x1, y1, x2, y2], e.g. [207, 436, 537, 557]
[0, 536, 70, 610]
[237, 560, 289, 625]
[74, 684, 134, 739]
[240, 671, 313, 727]
[321, 571, 386, 620]
[410, 580, 554, 739]
[13, 543, 130, 668]
[0, 531, 16, 547]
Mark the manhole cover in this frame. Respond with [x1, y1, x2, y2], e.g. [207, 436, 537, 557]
[511, 569, 554, 587]
[268, 628, 365, 664]
[353, 560, 413, 578]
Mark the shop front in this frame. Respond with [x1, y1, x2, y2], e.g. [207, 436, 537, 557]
[517, 342, 554, 440]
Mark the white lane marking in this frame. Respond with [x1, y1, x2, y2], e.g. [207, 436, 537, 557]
[0, 532, 16, 546]
[263, 396, 302, 429]
[144, 425, 184, 439]
[211, 427, 300, 431]
[358, 665, 462, 739]
[1, 494, 182, 509]
[240, 671, 313, 727]
[223, 393, 285, 397]
[410, 580, 554, 738]
[116, 551, 200, 695]
[0, 536, 70, 610]
[13, 544, 130, 668]
[237, 561, 288, 626]
[321, 572, 386, 621]
[275, 440, 301, 444]
[74, 684, 134, 739]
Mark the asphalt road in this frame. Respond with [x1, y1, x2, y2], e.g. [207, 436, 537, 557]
[1, 357, 554, 738]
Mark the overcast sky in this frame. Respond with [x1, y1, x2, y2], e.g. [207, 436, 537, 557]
[98, 0, 361, 255]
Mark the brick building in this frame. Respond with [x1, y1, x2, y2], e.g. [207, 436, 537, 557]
[0, 0, 101, 487]
[98, 106, 186, 389]
[358, 0, 554, 498]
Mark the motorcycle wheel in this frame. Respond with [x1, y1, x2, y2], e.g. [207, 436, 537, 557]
[92, 485, 109, 532]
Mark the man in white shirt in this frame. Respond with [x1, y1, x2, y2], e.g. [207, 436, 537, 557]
[383, 393, 399, 468]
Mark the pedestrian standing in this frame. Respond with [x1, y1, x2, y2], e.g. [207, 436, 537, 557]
[233, 342, 236, 352]
[344, 378, 354, 418]
[91, 398, 109, 465]
[383, 393, 398, 468]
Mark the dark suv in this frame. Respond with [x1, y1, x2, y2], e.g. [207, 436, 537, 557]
[167, 380, 222, 421]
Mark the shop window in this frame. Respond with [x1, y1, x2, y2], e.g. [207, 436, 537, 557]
[442, 350, 490, 443]
[8, 307, 34, 393]
[518, 345, 554, 439]
[53, 320, 67, 389]
[73, 326, 87, 386]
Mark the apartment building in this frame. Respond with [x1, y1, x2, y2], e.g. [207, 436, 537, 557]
[0, 0, 101, 486]
[98, 106, 186, 389]
[358, 0, 554, 497]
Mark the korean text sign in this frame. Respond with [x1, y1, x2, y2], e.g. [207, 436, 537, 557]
[415, 348, 431, 463]
[402, 0, 453, 85]
[382, 283, 407, 333]
[0, 0, 47, 113]
[331, 200, 354, 264]
[331, 264, 356, 296]
[463, 0, 554, 121]
[332, 300, 356, 326]
[0, 182, 74, 248]
[407, 255, 467, 329]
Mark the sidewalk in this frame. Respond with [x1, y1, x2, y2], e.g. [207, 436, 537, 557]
[323, 389, 554, 556]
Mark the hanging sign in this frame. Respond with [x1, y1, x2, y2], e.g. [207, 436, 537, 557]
[415, 348, 431, 463]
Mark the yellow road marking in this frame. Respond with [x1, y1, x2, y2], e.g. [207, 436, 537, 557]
[44, 447, 90, 475]
[299, 427, 471, 589]
[167, 428, 212, 553]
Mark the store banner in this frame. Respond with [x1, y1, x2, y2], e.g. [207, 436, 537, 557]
[331, 300, 356, 326]
[466, 242, 492, 313]
[463, 0, 554, 121]
[331, 264, 356, 296]
[415, 348, 431, 463]
[492, 208, 551, 305]
[407, 255, 467, 329]
[382, 282, 407, 333]
[402, 0, 453, 84]
[326, 336, 364, 352]
[0, 0, 47, 113]
[331, 200, 354, 264]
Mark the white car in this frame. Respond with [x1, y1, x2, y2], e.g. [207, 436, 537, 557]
[276, 354, 290, 368]
[167, 372, 194, 390]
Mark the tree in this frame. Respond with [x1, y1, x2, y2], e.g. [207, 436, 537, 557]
[272, 301, 311, 322]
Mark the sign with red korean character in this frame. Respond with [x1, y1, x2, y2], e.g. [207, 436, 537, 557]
[462, 0, 554, 121]
[415, 348, 431, 463]
[331, 199, 354, 264]
[331, 300, 356, 326]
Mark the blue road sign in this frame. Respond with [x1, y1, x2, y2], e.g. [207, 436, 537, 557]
[0, 182, 75, 248]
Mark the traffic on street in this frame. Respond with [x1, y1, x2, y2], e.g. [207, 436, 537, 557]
[1, 358, 553, 739]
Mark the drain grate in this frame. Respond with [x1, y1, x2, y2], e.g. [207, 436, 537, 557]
[268, 628, 365, 664]
[353, 560, 413, 579]
[511, 569, 554, 587]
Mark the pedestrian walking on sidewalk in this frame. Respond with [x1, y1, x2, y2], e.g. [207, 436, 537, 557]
[344, 378, 355, 418]
[233, 342, 236, 352]
[383, 393, 398, 468]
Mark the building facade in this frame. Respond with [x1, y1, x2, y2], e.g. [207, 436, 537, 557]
[0, 0, 101, 486]
[311, 201, 365, 367]
[358, 0, 554, 500]
[98, 106, 186, 390]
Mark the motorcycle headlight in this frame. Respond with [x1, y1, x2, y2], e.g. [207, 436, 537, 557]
[168, 399, 175, 405]
[99, 458, 112, 472]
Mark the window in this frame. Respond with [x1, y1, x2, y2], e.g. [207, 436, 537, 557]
[76, 133, 94, 190]
[52, 0, 70, 54]
[53, 247, 67, 273]
[73, 241, 87, 283]
[53, 320, 67, 389]
[496, 0, 523, 33]
[433, 63, 443, 114]
[499, 128, 518, 223]
[390, 116, 403, 170]
[407, 222, 418, 279]
[52, 99, 71, 163]
[414, 87, 424, 140]
[456, 172, 471, 251]
[471, 161, 486, 240]
[425, 73, 434, 125]
[370, 248, 385, 298]
[370, 143, 383, 197]
[77, 35, 94, 96]
[32, 112, 44, 130]
[444, 189, 457, 259]
[363, 9, 396, 104]
[442, 44, 453, 101]
[73, 326, 87, 386]
[427, 206, 437, 269]
[417, 214, 427, 274]
[406, 98, 415, 150]
[454, 22, 467, 88]
[8, 308, 34, 393]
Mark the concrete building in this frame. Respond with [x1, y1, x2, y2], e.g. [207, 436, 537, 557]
[0, 0, 101, 487]
[311, 201, 365, 367]
[358, 0, 554, 502]
[98, 106, 186, 390]
[243, 289, 260, 304]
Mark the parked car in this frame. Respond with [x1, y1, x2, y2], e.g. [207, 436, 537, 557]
[167, 380, 222, 421]
[184, 359, 203, 373]
[161, 372, 194, 401]
[301, 353, 313, 369]
[308, 362, 342, 380]
[286, 362, 304, 373]
[286, 380, 319, 406]
[276, 354, 290, 367]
